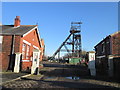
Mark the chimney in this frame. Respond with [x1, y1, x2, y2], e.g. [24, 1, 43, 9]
[14, 16, 20, 27]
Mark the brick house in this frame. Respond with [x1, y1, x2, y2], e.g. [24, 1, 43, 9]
[0, 16, 45, 74]
[94, 31, 120, 77]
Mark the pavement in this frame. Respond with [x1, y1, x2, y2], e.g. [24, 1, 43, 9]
[0, 72, 31, 85]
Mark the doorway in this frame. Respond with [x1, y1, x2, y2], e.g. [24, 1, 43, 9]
[31, 49, 40, 74]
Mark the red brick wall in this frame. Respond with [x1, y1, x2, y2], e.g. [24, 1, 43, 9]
[20, 29, 42, 71]
[1, 28, 43, 71]
[2, 35, 12, 70]
[95, 31, 120, 76]
[2, 35, 21, 71]
[95, 36, 111, 56]
[21, 29, 41, 53]
[21, 61, 32, 71]
[111, 32, 120, 56]
[2, 35, 12, 53]
[14, 36, 21, 53]
[40, 39, 45, 61]
[0, 52, 3, 71]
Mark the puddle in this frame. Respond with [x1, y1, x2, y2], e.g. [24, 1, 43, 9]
[44, 76, 80, 80]
[65, 76, 80, 80]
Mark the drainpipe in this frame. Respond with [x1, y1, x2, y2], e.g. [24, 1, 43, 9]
[12, 34, 15, 54]
[7, 34, 15, 71]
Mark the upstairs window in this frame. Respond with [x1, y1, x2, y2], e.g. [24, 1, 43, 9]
[22, 43, 26, 59]
[0, 36, 3, 43]
[102, 43, 105, 53]
[95, 46, 98, 55]
[26, 45, 30, 59]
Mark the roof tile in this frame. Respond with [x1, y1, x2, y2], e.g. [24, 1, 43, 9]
[0, 25, 37, 35]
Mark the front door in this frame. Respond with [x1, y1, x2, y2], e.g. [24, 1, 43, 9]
[14, 53, 21, 73]
[31, 49, 40, 74]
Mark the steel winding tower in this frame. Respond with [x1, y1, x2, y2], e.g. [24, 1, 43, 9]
[51, 22, 82, 59]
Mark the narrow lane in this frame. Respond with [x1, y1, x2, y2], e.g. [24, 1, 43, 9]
[2, 62, 120, 89]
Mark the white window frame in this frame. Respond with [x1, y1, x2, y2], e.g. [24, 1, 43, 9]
[23, 40, 31, 46]
[22, 43, 26, 59]
[33, 45, 39, 50]
[26, 45, 30, 59]
[0, 36, 3, 43]
[22, 60, 30, 62]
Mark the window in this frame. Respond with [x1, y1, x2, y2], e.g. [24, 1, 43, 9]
[34, 53, 38, 64]
[22, 43, 26, 59]
[0, 36, 3, 43]
[102, 43, 105, 53]
[26, 45, 30, 59]
[107, 41, 109, 44]
[95, 46, 98, 55]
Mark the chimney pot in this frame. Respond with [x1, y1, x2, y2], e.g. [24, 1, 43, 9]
[14, 16, 20, 27]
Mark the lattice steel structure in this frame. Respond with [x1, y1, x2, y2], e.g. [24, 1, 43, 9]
[51, 22, 82, 59]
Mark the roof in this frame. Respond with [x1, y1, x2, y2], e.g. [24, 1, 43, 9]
[94, 35, 111, 48]
[111, 30, 120, 36]
[0, 25, 37, 35]
[94, 31, 120, 48]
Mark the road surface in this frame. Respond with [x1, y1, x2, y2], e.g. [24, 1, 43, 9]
[2, 62, 120, 89]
